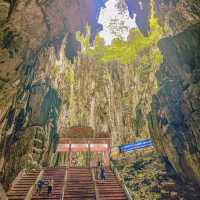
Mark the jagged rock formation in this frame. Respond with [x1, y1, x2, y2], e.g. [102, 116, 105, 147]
[148, 24, 200, 184]
[0, 0, 106, 187]
[125, 0, 200, 185]
[155, 0, 200, 35]
[125, 0, 200, 36]
[57, 54, 154, 146]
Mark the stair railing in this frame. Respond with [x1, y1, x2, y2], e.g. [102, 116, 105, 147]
[60, 167, 68, 200]
[110, 162, 133, 200]
[61, 191, 64, 200]
[9, 168, 27, 191]
[91, 167, 99, 200]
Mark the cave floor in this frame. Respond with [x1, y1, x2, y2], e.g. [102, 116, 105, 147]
[113, 152, 200, 200]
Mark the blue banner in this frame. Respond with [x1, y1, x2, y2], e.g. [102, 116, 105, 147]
[119, 139, 153, 153]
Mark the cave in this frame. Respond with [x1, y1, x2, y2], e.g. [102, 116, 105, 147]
[0, 0, 200, 199]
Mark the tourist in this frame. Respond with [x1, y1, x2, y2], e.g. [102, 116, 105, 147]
[47, 178, 54, 195]
[97, 161, 101, 180]
[99, 161, 106, 182]
[36, 177, 45, 195]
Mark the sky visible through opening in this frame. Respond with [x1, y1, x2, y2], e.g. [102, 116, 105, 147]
[98, 0, 137, 45]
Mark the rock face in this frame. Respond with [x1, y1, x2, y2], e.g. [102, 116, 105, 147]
[126, 0, 200, 185]
[155, 0, 200, 35]
[125, 0, 200, 36]
[0, 0, 106, 187]
[57, 55, 154, 146]
[148, 24, 200, 184]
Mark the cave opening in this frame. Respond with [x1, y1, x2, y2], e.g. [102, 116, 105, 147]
[98, 0, 137, 45]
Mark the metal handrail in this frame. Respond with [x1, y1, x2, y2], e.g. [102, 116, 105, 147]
[91, 167, 99, 200]
[61, 191, 64, 200]
[110, 162, 133, 200]
[9, 168, 27, 191]
[60, 167, 68, 200]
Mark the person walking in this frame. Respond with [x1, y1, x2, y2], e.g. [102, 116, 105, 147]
[99, 161, 106, 182]
[36, 177, 45, 195]
[97, 161, 101, 180]
[47, 178, 54, 195]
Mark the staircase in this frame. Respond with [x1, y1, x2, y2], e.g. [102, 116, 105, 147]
[64, 168, 96, 200]
[96, 169, 128, 200]
[31, 167, 66, 200]
[7, 167, 128, 200]
[7, 169, 40, 200]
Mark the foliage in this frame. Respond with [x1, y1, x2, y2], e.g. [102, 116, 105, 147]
[76, 24, 91, 52]
[66, 63, 75, 86]
[51, 64, 60, 78]
[76, 0, 163, 66]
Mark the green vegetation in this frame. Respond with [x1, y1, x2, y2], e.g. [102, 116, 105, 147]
[76, 24, 91, 52]
[113, 150, 199, 200]
[66, 63, 75, 86]
[76, 0, 163, 66]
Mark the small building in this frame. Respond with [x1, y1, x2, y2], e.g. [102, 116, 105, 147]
[56, 126, 112, 167]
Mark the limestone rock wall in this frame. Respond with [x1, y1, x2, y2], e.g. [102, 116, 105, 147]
[125, 0, 200, 36]
[126, 0, 200, 184]
[148, 24, 200, 184]
[147, 1, 200, 184]
[59, 55, 154, 146]
[155, 0, 200, 35]
[0, 0, 106, 187]
[0, 46, 62, 188]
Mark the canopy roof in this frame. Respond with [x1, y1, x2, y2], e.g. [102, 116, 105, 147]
[61, 126, 111, 139]
[57, 126, 111, 154]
